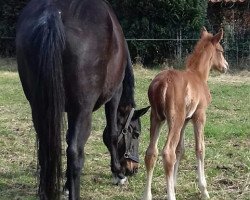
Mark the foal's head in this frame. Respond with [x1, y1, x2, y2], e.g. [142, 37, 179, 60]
[117, 106, 150, 175]
[201, 27, 229, 72]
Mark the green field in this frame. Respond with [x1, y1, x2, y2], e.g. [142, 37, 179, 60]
[0, 58, 249, 200]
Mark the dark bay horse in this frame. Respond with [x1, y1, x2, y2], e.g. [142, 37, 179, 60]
[16, 0, 149, 199]
[142, 28, 228, 200]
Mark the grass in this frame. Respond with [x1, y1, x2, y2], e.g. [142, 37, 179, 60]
[0, 58, 249, 200]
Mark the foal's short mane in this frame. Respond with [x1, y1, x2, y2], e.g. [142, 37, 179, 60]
[186, 33, 213, 70]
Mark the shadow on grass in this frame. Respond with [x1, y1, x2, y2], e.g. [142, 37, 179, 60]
[0, 57, 17, 72]
[0, 169, 37, 200]
[152, 192, 202, 200]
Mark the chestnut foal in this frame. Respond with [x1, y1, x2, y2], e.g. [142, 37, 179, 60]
[142, 28, 228, 200]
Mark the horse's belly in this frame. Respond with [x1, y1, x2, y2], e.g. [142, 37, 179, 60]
[93, 95, 111, 111]
[185, 93, 199, 119]
[186, 105, 198, 119]
[93, 87, 118, 111]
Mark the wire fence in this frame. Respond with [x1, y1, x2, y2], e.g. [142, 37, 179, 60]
[126, 37, 250, 70]
[1, 36, 249, 70]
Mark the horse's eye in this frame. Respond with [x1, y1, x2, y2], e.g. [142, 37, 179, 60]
[133, 130, 140, 138]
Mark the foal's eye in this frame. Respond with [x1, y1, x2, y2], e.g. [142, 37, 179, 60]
[216, 48, 224, 53]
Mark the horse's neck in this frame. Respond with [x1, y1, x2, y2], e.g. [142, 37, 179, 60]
[119, 85, 136, 109]
[187, 51, 212, 82]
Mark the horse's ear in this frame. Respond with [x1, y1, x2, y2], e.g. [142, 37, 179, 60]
[200, 26, 208, 38]
[212, 28, 223, 45]
[132, 106, 150, 120]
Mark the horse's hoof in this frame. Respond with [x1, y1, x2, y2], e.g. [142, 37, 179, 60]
[64, 189, 69, 196]
[61, 189, 69, 200]
[112, 174, 128, 185]
[62, 184, 69, 199]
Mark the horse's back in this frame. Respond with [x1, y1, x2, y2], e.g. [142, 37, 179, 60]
[17, 0, 128, 110]
[148, 69, 185, 120]
[60, 0, 127, 110]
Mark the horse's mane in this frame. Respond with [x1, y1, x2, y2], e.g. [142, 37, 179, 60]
[119, 55, 136, 108]
[186, 33, 213, 70]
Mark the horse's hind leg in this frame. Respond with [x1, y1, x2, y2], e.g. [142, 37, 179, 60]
[142, 110, 162, 200]
[173, 120, 188, 187]
[192, 111, 210, 199]
[66, 108, 92, 200]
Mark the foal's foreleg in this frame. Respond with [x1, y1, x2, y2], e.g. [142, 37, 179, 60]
[142, 111, 162, 200]
[193, 112, 210, 199]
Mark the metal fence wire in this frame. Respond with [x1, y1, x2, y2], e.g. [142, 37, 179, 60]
[1, 32, 249, 70]
[126, 32, 249, 70]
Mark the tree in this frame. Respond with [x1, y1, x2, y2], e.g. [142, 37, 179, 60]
[0, 0, 28, 55]
[0, 0, 208, 61]
[110, 0, 208, 66]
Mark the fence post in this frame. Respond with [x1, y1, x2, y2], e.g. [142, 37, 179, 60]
[176, 29, 182, 64]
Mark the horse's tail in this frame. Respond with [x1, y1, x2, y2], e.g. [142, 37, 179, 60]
[27, 6, 65, 200]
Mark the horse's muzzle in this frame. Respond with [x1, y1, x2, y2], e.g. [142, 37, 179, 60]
[122, 159, 139, 176]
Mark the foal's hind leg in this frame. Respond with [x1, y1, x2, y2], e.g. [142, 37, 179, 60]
[192, 111, 210, 199]
[142, 110, 163, 200]
[66, 108, 92, 200]
[173, 120, 188, 187]
[162, 117, 185, 200]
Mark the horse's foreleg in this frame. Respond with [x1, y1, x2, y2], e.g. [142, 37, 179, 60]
[66, 109, 92, 200]
[193, 111, 210, 199]
[142, 110, 162, 200]
[104, 88, 126, 185]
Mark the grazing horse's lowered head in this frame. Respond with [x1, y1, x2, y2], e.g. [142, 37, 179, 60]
[103, 60, 150, 182]
[116, 106, 150, 176]
[104, 105, 150, 181]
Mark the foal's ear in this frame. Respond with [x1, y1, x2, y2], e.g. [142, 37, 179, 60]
[200, 26, 208, 38]
[132, 106, 150, 120]
[212, 28, 223, 45]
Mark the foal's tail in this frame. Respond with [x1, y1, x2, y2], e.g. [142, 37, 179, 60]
[27, 6, 65, 200]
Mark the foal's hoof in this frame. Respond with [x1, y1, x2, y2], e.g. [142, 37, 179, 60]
[201, 190, 210, 199]
[112, 174, 128, 185]
[202, 193, 210, 199]
[142, 192, 152, 200]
